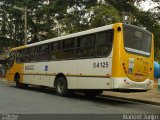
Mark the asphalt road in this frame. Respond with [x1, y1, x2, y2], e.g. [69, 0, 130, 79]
[0, 80, 160, 114]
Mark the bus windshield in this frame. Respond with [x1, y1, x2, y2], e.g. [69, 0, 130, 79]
[123, 24, 152, 57]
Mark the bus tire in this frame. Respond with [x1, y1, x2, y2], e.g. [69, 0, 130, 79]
[15, 75, 20, 88]
[15, 74, 24, 88]
[55, 77, 69, 97]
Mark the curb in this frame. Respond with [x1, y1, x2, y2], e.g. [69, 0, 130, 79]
[100, 94, 160, 106]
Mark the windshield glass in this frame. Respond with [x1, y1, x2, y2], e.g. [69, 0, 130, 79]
[7, 51, 15, 70]
[123, 24, 152, 57]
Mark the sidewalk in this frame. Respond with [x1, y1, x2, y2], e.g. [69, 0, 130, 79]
[102, 83, 160, 106]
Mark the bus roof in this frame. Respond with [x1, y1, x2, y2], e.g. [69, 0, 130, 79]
[10, 23, 151, 51]
[11, 23, 114, 51]
[28, 24, 113, 47]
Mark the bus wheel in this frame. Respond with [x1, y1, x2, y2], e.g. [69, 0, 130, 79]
[15, 75, 23, 88]
[55, 77, 69, 97]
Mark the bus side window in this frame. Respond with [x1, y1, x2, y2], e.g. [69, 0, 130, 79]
[30, 47, 36, 62]
[8, 51, 15, 69]
[40, 44, 50, 53]
[76, 34, 95, 58]
[16, 50, 23, 63]
[60, 38, 75, 59]
[96, 30, 113, 57]
[22, 49, 28, 63]
[25, 48, 30, 62]
[49, 41, 61, 60]
[35, 46, 39, 61]
[37, 44, 50, 61]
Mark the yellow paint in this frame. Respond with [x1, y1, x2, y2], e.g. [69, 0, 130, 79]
[112, 23, 124, 77]
[6, 61, 24, 83]
[6, 46, 27, 83]
[11, 45, 27, 51]
[112, 23, 154, 82]
[17, 73, 111, 78]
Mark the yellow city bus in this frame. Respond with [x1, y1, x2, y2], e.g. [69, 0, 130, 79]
[6, 23, 154, 96]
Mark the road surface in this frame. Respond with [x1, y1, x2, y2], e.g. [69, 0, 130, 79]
[0, 80, 160, 114]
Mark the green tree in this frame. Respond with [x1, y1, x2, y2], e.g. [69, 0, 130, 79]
[87, 2, 121, 28]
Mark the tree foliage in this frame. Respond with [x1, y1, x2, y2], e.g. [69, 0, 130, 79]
[0, 0, 160, 59]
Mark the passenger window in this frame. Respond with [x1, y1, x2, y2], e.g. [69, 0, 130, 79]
[8, 51, 15, 68]
[49, 41, 61, 60]
[51, 42, 61, 51]
[96, 30, 113, 57]
[62, 38, 74, 49]
[77, 34, 95, 47]
[40, 44, 50, 53]
[76, 34, 95, 58]
[16, 50, 23, 63]
[60, 38, 75, 59]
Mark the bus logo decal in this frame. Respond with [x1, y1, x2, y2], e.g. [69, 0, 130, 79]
[45, 65, 48, 71]
[25, 65, 34, 71]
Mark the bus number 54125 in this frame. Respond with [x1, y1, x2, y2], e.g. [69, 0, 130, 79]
[93, 62, 108, 68]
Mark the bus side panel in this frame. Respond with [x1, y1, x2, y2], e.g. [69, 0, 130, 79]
[23, 60, 78, 88]
[22, 56, 113, 90]
[77, 57, 112, 89]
